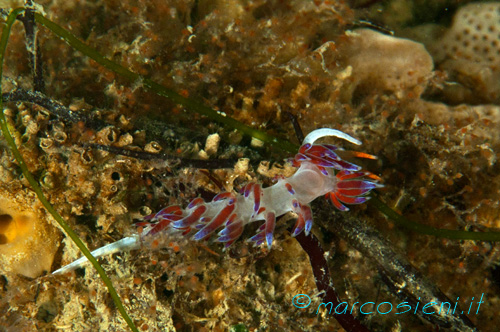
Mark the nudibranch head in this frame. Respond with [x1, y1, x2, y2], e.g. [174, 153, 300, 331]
[292, 128, 382, 212]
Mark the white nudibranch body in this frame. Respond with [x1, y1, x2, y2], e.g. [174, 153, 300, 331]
[53, 128, 381, 275]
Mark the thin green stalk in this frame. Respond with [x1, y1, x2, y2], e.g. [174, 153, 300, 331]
[33, 13, 298, 153]
[370, 196, 500, 241]
[0, 8, 138, 332]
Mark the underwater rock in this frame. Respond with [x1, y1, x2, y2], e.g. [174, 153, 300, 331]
[432, 2, 500, 65]
[430, 2, 500, 104]
[338, 28, 433, 100]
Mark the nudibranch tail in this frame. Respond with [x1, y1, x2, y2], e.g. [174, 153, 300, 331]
[52, 236, 140, 275]
[53, 128, 382, 275]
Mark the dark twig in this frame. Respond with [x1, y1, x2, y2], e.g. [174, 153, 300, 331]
[327, 212, 477, 331]
[2, 88, 104, 126]
[285, 111, 305, 143]
[83, 143, 238, 169]
[294, 229, 372, 332]
[351, 20, 394, 35]
[18, 0, 45, 92]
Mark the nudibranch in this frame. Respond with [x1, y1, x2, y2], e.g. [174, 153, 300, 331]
[53, 128, 382, 275]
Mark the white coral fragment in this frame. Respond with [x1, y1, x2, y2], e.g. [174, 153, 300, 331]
[432, 2, 500, 65]
[339, 29, 434, 99]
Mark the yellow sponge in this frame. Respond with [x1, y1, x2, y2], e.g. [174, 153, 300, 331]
[0, 184, 61, 278]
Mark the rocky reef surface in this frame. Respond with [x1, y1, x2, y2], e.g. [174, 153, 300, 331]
[0, 1, 499, 331]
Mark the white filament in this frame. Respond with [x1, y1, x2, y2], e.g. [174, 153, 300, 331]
[302, 128, 362, 146]
[52, 236, 140, 275]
